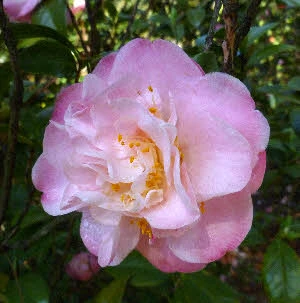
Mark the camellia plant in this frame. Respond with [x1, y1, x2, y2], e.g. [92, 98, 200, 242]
[32, 38, 270, 272]
[0, 0, 299, 302]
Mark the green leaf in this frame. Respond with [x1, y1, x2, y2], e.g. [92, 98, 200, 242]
[290, 108, 300, 134]
[263, 239, 300, 303]
[32, 0, 67, 34]
[173, 271, 240, 303]
[193, 52, 219, 72]
[106, 251, 169, 287]
[94, 277, 128, 303]
[246, 22, 278, 47]
[186, 7, 205, 28]
[0, 62, 13, 98]
[282, 0, 300, 7]
[288, 76, 300, 91]
[20, 206, 51, 229]
[280, 217, 300, 240]
[248, 44, 296, 66]
[10, 23, 77, 55]
[6, 273, 49, 303]
[18, 40, 77, 77]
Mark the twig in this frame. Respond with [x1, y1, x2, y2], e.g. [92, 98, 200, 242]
[66, 2, 88, 53]
[85, 0, 102, 58]
[0, 1, 24, 224]
[221, 0, 239, 74]
[236, 0, 262, 46]
[121, 0, 141, 46]
[205, 0, 222, 51]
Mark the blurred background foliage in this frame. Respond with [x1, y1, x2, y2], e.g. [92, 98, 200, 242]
[0, 0, 299, 302]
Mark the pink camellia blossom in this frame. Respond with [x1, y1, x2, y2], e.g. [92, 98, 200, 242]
[32, 39, 270, 273]
[66, 252, 100, 281]
[3, 0, 41, 22]
[71, 0, 85, 14]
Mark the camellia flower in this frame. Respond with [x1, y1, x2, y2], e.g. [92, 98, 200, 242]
[32, 39, 270, 273]
[3, 0, 41, 22]
[66, 252, 100, 281]
[71, 0, 85, 14]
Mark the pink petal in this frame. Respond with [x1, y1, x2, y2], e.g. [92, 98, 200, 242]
[52, 83, 83, 123]
[137, 237, 206, 273]
[168, 189, 253, 264]
[32, 155, 70, 215]
[176, 73, 270, 159]
[141, 148, 199, 229]
[178, 110, 252, 201]
[92, 52, 117, 82]
[248, 151, 267, 193]
[4, 0, 40, 21]
[80, 211, 139, 266]
[108, 39, 204, 98]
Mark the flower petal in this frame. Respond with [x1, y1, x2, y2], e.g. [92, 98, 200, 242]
[168, 189, 253, 264]
[108, 39, 205, 97]
[80, 210, 139, 266]
[178, 110, 252, 201]
[137, 237, 206, 273]
[248, 151, 267, 193]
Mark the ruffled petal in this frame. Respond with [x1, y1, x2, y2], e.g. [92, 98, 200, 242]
[137, 237, 206, 273]
[248, 151, 267, 193]
[80, 210, 139, 266]
[176, 73, 270, 159]
[178, 110, 252, 201]
[108, 39, 205, 98]
[52, 83, 83, 123]
[168, 189, 253, 264]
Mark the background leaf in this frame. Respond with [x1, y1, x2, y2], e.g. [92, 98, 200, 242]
[263, 239, 300, 303]
[18, 40, 77, 77]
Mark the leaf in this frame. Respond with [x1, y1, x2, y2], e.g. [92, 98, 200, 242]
[106, 251, 169, 287]
[246, 22, 278, 47]
[0, 62, 13, 98]
[94, 277, 128, 303]
[10, 23, 77, 55]
[290, 108, 300, 134]
[193, 52, 219, 72]
[20, 205, 51, 229]
[186, 7, 205, 28]
[280, 217, 300, 240]
[32, 0, 67, 34]
[247, 44, 296, 66]
[288, 76, 300, 91]
[18, 40, 77, 77]
[6, 273, 49, 303]
[282, 0, 300, 7]
[172, 271, 240, 303]
[263, 239, 300, 303]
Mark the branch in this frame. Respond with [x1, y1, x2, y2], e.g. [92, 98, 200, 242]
[221, 0, 239, 74]
[121, 0, 141, 46]
[205, 0, 222, 51]
[85, 0, 102, 58]
[66, 1, 88, 55]
[0, 1, 24, 224]
[236, 0, 262, 46]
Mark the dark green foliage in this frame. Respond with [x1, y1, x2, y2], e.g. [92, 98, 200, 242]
[0, 0, 298, 302]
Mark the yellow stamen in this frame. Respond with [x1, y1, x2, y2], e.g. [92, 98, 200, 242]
[121, 141, 125, 145]
[200, 202, 205, 214]
[135, 142, 141, 147]
[142, 147, 150, 153]
[111, 183, 120, 192]
[118, 134, 122, 142]
[120, 194, 134, 205]
[137, 218, 153, 238]
[129, 142, 135, 148]
[148, 107, 157, 114]
[148, 85, 153, 92]
[130, 156, 135, 163]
